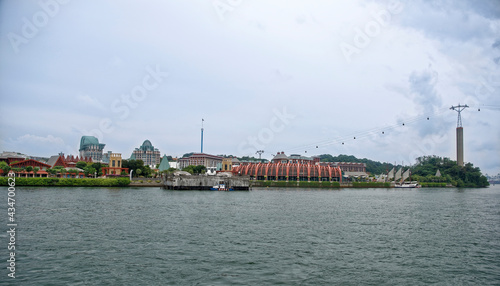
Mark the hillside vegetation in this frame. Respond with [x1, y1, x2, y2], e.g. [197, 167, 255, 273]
[319, 154, 488, 187]
[411, 156, 489, 187]
[318, 154, 393, 175]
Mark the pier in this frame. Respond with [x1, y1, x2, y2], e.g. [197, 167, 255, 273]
[162, 173, 250, 190]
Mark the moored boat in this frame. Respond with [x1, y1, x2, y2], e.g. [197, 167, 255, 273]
[394, 181, 421, 188]
[210, 182, 234, 191]
[389, 167, 421, 188]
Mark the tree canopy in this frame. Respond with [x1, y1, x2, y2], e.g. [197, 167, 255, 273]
[318, 154, 394, 175]
[76, 161, 88, 169]
[238, 156, 268, 163]
[412, 155, 489, 187]
[182, 165, 207, 174]
[122, 159, 152, 177]
[182, 152, 195, 158]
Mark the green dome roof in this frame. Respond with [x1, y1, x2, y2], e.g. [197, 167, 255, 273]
[139, 139, 156, 151]
[79, 136, 104, 151]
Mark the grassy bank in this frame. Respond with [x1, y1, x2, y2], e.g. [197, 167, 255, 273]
[0, 177, 130, 187]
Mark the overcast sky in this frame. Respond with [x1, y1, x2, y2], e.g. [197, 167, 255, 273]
[1, 0, 499, 174]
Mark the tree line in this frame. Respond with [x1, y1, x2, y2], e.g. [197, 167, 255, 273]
[411, 155, 489, 187]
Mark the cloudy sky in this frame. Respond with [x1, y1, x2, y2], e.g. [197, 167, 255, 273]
[1, 0, 499, 174]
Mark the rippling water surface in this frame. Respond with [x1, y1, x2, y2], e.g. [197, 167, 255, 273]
[3, 186, 500, 285]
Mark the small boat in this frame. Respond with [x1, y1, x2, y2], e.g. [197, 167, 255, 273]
[394, 181, 421, 188]
[210, 182, 233, 191]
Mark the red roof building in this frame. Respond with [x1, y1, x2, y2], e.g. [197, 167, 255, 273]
[10, 159, 52, 170]
[47, 154, 93, 168]
[233, 162, 342, 182]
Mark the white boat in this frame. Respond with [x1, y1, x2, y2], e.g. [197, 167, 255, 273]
[392, 168, 421, 188]
[394, 181, 421, 188]
[210, 181, 233, 191]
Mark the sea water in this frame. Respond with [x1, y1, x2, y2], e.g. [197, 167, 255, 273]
[2, 186, 500, 285]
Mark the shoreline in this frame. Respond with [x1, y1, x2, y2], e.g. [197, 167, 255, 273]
[0, 177, 460, 188]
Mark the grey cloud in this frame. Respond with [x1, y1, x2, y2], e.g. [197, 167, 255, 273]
[398, 0, 497, 42]
[409, 68, 441, 111]
[408, 68, 447, 136]
[493, 39, 500, 49]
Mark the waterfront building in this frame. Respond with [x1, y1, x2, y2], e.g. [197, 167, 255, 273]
[178, 153, 223, 170]
[273, 152, 367, 176]
[130, 140, 161, 168]
[169, 160, 178, 169]
[7, 169, 50, 177]
[330, 162, 368, 178]
[1, 158, 52, 177]
[0, 151, 28, 164]
[10, 159, 52, 170]
[79, 136, 105, 162]
[101, 151, 113, 164]
[271, 152, 320, 164]
[102, 153, 128, 176]
[233, 161, 342, 182]
[222, 158, 233, 171]
[231, 157, 241, 167]
[47, 153, 93, 168]
[233, 152, 369, 181]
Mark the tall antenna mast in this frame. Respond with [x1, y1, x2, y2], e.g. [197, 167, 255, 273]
[201, 118, 204, 153]
[450, 104, 468, 166]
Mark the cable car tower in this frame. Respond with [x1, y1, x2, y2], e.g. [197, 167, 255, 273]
[450, 104, 469, 166]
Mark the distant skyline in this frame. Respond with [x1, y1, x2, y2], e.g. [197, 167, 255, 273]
[1, 0, 499, 174]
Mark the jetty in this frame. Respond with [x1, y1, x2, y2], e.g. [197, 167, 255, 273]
[162, 172, 250, 191]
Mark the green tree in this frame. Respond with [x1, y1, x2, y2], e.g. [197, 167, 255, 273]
[412, 156, 489, 187]
[76, 161, 88, 169]
[87, 167, 97, 178]
[0, 162, 11, 176]
[142, 165, 152, 177]
[182, 165, 207, 174]
[90, 162, 103, 175]
[194, 165, 207, 174]
[33, 167, 40, 177]
[318, 154, 393, 175]
[164, 167, 177, 174]
[26, 166, 33, 176]
[238, 156, 267, 163]
[182, 152, 195, 158]
[123, 159, 146, 177]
